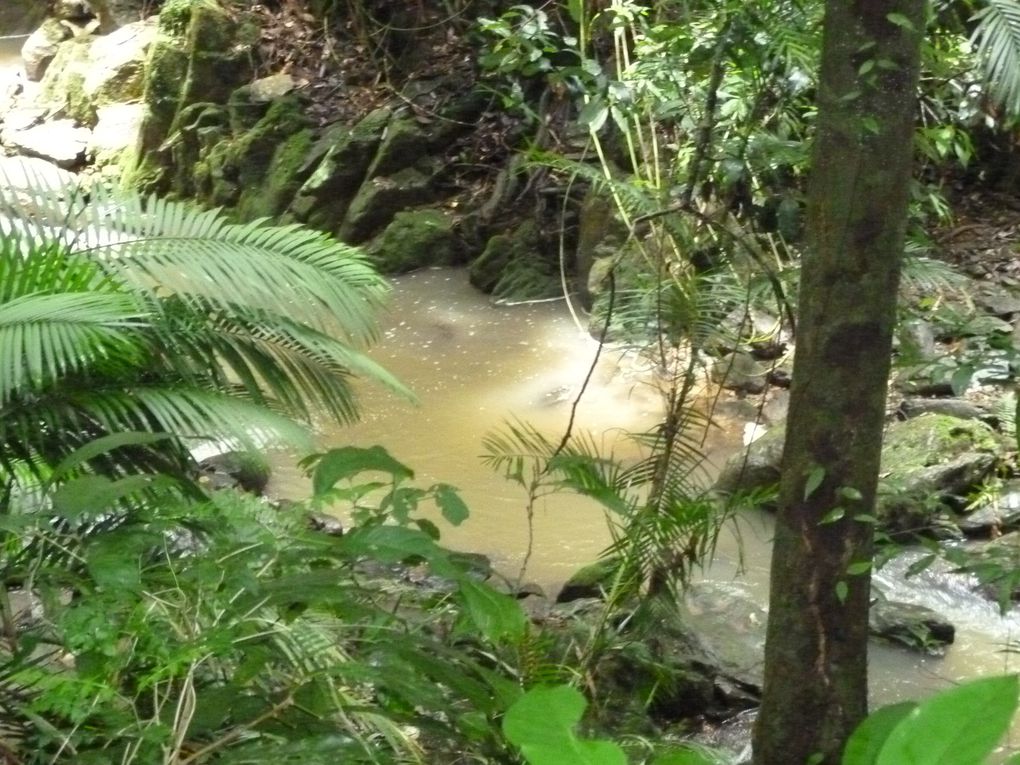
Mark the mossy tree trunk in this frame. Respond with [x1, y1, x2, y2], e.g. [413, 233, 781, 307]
[751, 3, 924, 764]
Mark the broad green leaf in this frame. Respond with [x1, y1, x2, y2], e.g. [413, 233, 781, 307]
[578, 99, 609, 132]
[886, 12, 916, 31]
[820, 507, 846, 524]
[435, 483, 469, 525]
[876, 675, 1019, 765]
[804, 465, 825, 500]
[842, 701, 916, 765]
[51, 475, 156, 520]
[846, 560, 872, 576]
[459, 578, 527, 644]
[312, 446, 413, 496]
[503, 685, 626, 765]
[835, 580, 849, 603]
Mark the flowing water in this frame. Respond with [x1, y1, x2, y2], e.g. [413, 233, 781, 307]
[1, 32, 1018, 756]
[268, 268, 1020, 758]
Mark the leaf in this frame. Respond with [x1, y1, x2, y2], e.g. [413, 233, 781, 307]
[875, 675, 1019, 765]
[51, 475, 157, 520]
[886, 13, 916, 31]
[434, 483, 469, 526]
[835, 580, 849, 603]
[312, 446, 413, 496]
[843, 703, 917, 765]
[804, 465, 825, 500]
[49, 431, 179, 483]
[846, 560, 872, 576]
[459, 578, 527, 644]
[578, 99, 609, 132]
[820, 507, 846, 524]
[839, 486, 863, 501]
[503, 686, 627, 765]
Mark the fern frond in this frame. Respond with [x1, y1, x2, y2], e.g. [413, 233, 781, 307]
[971, 0, 1020, 117]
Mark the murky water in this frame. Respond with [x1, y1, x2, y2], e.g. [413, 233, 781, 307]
[267, 268, 1020, 758]
[2, 29, 1017, 755]
[268, 268, 741, 585]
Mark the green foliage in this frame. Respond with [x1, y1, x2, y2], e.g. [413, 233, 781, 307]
[842, 675, 1020, 765]
[504, 685, 626, 765]
[0, 172, 408, 483]
[0, 440, 538, 763]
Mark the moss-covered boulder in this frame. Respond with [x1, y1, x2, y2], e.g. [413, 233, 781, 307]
[178, 96, 312, 217]
[556, 557, 621, 602]
[879, 413, 1001, 534]
[715, 413, 1005, 536]
[469, 221, 559, 301]
[37, 19, 157, 126]
[288, 108, 391, 231]
[126, 0, 255, 194]
[338, 165, 437, 244]
[366, 208, 462, 273]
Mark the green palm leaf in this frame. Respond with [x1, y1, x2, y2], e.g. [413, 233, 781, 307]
[971, 0, 1020, 116]
[0, 170, 404, 479]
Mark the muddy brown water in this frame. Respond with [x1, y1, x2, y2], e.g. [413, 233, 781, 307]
[1, 28, 1018, 754]
[267, 268, 1020, 758]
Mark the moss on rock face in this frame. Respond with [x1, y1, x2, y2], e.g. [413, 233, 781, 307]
[338, 165, 436, 244]
[127, 0, 254, 194]
[714, 413, 1006, 538]
[237, 126, 314, 220]
[469, 221, 559, 301]
[366, 209, 461, 274]
[288, 109, 391, 231]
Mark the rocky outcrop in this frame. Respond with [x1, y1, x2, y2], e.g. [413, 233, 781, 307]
[715, 413, 1005, 537]
[126, 0, 255, 194]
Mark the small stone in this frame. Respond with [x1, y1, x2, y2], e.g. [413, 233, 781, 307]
[248, 72, 296, 103]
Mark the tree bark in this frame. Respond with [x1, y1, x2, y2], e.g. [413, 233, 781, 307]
[752, 3, 924, 764]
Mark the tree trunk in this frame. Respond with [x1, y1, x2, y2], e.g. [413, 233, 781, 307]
[752, 3, 924, 764]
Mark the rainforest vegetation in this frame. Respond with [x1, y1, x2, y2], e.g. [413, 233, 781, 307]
[3, 0, 1020, 762]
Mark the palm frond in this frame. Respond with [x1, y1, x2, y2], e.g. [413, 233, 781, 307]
[971, 0, 1020, 117]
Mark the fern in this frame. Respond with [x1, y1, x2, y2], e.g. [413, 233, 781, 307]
[971, 0, 1020, 117]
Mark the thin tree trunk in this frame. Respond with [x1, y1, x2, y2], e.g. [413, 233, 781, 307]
[752, 3, 924, 764]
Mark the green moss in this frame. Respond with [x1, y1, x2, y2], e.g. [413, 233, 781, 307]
[366, 209, 461, 274]
[469, 221, 559, 301]
[237, 127, 314, 220]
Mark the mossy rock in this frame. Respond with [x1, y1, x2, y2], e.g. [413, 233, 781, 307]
[715, 413, 1005, 537]
[288, 108, 392, 231]
[127, 0, 254, 194]
[338, 165, 437, 244]
[198, 450, 271, 494]
[879, 413, 1002, 535]
[186, 96, 311, 216]
[556, 557, 621, 602]
[366, 117, 428, 178]
[469, 221, 559, 301]
[366, 208, 462, 274]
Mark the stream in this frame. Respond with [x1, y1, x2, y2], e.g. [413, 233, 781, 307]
[1, 31, 1019, 758]
[268, 268, 1020, 758]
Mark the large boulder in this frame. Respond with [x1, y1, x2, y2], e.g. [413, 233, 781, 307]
[126, 0, 255, 194]
[2, 119, 91, 168]
[366, 208, 462, 274]
[715, 413, 1004, 537]
[21, 18, 73, 81]
[35, 18, 156, 125]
